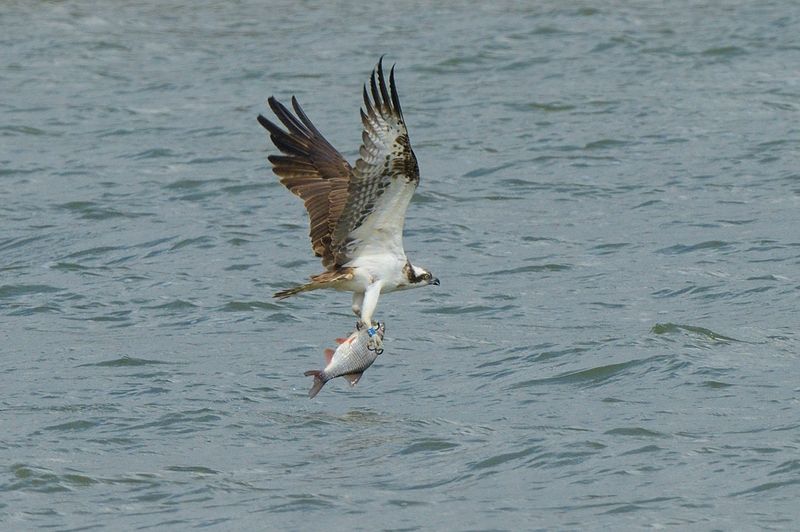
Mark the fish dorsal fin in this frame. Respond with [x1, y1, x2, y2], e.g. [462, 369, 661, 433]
[324, 348, 335, 364]
[343, 372, 363, 387]
[335, 338, 348, 345]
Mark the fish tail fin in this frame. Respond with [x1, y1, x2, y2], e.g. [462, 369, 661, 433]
[304, 370, 326, 399]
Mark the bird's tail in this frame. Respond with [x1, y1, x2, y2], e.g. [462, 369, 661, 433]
[273, 283, 320, 299]
[304, 370, 326, 399]
[273, 269, 355, 299]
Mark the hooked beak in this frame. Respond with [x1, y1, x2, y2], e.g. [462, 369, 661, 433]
[430, 277, 440, 286]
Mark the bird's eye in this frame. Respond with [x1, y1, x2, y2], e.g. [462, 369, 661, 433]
[422, 273, 431, 281]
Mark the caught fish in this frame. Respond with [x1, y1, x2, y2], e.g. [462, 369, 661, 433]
[304, 322, 386, 399]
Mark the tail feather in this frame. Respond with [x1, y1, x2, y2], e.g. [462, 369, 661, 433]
[304, 370, 326, 399]
[274, 283, 319, 299]
[274, 269, 356, 299]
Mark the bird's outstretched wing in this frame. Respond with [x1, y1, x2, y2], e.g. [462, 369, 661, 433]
[257, 97, 353, 270]
[331, 58, 420, 265]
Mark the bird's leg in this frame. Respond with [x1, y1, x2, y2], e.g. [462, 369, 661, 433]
[351, 292, 364, 326]
[359, 281, 383, 351]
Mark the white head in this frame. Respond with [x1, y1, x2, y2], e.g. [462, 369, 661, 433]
[403, 262, 440, 289]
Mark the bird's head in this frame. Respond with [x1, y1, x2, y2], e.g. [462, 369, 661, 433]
[405, 263, 440, 289]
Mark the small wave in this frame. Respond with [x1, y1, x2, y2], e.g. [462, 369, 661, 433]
[81, 356, 168, 367]
[651, 284, 716, 299]
[43, 420, 99, 432]
[729, 478, 800, 497]
[650, 323, 741, 343]
[164, 466, 219, 475]
[469, 446, 541, 471]
[266, 494, 338, 513]
[420, 304, 513, 316]
[463, 162, 516, 178]
[87, 311, 132, 323]
[128, 148, 175, 159]
[483, 263, 571, 276]
[164, 179, 209, 190]
[8, 304, 61, 316]
[186, 156, 242, 165]
[701, 380, 733, 389]
[224, 262, 258, 271]
[64, 245, 123, 259]
[169, 237, 214, 251]
[656, 240, 733, 254]
[221, 183, 269, 195]
[0, 284, 61, 298]
[386, 498, 430, 507]
[701, 45, 746, 57]
[7, 464, 98, 493]
[0, 125, 51, 136]
[56, 202, 152, 220]
[511, 101, 575, 112]
[620, 444, 663, 456]
[397, 438, 460, 456]
[605, 427, 666, 438]
[591, 242, 630, 255]
[512, 359, 643, 390]
[584, 139, 633, 150]
[0, 235, 45, 252]
[220, 301, 281, 312]
[146, 300, 198, 311]
[770, 460, 800, 476]
[51, 262, 104, 275]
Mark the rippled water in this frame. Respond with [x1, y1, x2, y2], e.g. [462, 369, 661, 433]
[3, 1, 800, 529]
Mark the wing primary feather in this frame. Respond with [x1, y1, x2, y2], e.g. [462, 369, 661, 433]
[291, 96, 324, 138]
[389, 65, 403, 118]
[362, 85, 375, 117]
[268, 97, 308, 137]
[376, 58, 391, 114]
[268, 132, 309, 158]
[257, 114, 285, 138]
[370, 67, 383, 118]
[256, 114, 273, 131]
[258, 114, 309, 156]
[259, 95, 355, 270]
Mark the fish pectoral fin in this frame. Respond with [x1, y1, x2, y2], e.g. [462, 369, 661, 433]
[334, 338, 348, 345]
[323, 348, 335, 364]
[342, 372, 363, 387]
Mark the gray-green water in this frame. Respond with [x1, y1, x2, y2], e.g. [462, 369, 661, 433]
[3, 1, 799, 529]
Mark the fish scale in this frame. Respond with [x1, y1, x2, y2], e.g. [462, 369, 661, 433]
[304, 322, 386, 399]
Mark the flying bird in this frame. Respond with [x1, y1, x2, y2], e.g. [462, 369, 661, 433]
[257, 58, 438, 349]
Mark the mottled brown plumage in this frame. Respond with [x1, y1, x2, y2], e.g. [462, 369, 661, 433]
[332, 61, 420, 262]
[257, 58, 419, 274]
[257, 58, 437, 339]
[256, 98, 352, 270]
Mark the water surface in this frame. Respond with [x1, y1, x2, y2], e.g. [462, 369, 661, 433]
[2, 1, 799, 529]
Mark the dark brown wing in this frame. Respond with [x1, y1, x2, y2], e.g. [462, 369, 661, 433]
[257, 97, 352, 270]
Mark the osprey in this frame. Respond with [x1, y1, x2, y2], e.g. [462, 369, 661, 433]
[257, 58, 439, 349]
